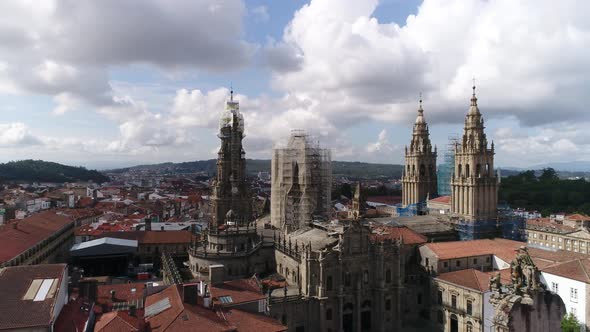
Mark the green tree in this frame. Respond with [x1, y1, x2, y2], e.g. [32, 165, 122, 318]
[561, 312, 581, 332]
[539, 167, 559, 182]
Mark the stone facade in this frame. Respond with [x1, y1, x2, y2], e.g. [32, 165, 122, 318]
[211, 91, 252, 227]
[450, 87, 498, 235]
[402, 99, 437, 206]
[268, 222, 427, 332]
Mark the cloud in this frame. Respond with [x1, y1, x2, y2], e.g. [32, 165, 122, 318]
[0, 0, 255, 115]
[367, 129, 394, 153]
[493, 125, 590, 167]
[0, 123, 43, 146]
[264, 0, 590, 128]
[251, 5, 269, 22]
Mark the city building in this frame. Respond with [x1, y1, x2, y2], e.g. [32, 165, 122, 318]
[0, 211, 75, 268]
[402, 98, 437, 207]
[450, 86, 499, 239]
[271, 130, 331, 232]
[541, 258, 590, 331]
[0, 264, 68, 332]
[526, 216, 590, 253]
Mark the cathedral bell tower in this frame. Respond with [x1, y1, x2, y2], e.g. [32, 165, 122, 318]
[450, 85, 498, 222]
[402, 97, 437, 206]
[211, 89, 252, 228]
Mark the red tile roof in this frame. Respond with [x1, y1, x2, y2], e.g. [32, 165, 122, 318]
[222, 308, 287, 332]
[94, 311, 140, 332]
[0, 264, 67, 330]
[0, 211, 74, 264]
[369, 225, 428, 245]
[436, 268, 492, 292]
[429, 195, 451, 204]
[566, 213, 590, 221]
[97, 283, 146, 308]
[145, 285, 185, 332]
[365, 196, 402, 205]
[423, 238, 524, 261]
[542, 258, 590, 283]
[210, 278, 265, 307]
[54, 297, 91, 332]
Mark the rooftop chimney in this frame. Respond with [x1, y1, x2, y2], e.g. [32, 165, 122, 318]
[128, 303, 137, 317]
[209, 264, 225, 286]
[110, 290, 116, 301]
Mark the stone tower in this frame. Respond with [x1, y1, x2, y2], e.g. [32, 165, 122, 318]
[271, 130, 331, 233]
[349, 182, 366, 219]
[211, 90, 252, 227]
[451, 86, 498, 222]
[402, 98, 437, 206]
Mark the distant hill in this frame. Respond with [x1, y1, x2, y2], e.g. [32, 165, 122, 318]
[108, 159, 405, 179]
[0, 160, 109, 183]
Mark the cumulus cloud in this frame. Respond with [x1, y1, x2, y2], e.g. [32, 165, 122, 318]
[251, 5, 269, 22]
[0, 123, 43, 146]
[367, 129, 393, 153]
[264, 0, 590, 128]
[0, 0, 255, 115]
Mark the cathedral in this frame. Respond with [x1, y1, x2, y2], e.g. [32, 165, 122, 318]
[189, 85, 504, 331]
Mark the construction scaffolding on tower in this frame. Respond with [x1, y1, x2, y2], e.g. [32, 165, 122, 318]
[270, 130, 332, 233]
[437, 135, 460, 196]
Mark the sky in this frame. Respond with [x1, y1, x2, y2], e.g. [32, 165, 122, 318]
[0, 0, 589, 170]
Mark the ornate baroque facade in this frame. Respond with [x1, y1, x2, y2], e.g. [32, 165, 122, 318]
[402, 99, 437, 206]
[451, 87, 498, 222]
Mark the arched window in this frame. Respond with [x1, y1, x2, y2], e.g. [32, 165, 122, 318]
[420, 164, 426, 176]
[385, 269, 391, 283]
[466, 321, 473, 332]
[458, 164, 462, 177]
[428, 164, 434, 176]
[465, 164, 470, 177]
[486, 163, 490, 175]
[326, 276, 333, 291]
[476, 164, 481, 177]
[412, 165, 416, 176]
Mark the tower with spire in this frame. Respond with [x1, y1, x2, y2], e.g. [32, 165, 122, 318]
[211, 88, 252, 228]
[450, 85, 498, 232]
[402, 96, 437, 206]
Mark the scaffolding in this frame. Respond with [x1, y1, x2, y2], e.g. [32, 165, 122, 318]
[270, 130, 332, 233]
[437, 135, 460, 196]
[454, 206, 526, 241]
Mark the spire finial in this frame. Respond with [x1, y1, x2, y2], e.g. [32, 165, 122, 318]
[419, 92, 423, 111]
[470, 77, 478, 107]
[230, 83, 234, 101]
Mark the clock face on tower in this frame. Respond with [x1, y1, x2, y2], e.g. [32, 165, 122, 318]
[231, 186, 238, 194]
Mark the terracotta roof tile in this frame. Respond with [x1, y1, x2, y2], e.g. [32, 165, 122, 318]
[222, 308, 287, 332]
[210, 278, 265, 307]
[369, 225, 428, 245]
[436, 268, 493, 292]
[429, 195, 451, 204]
[94, 311, 140, 332]
[423, 238, 524, 261]
[542, 258, 590, 283]
[0, 264, 67, 330]
[0, 211, 74, 263]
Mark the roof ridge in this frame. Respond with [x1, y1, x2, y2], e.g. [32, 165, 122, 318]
[579, 259, 590, 283]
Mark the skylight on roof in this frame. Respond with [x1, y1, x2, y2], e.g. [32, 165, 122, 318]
[218, 296, 233, 304]
[33, 279, 57, 302]
[145, 297, 171, 317]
